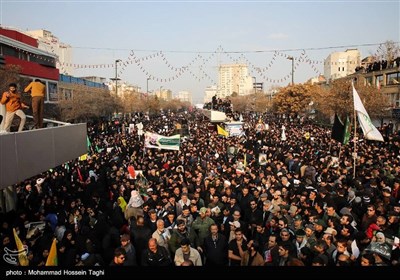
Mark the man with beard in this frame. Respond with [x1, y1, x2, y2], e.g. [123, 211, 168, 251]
[203, 224, 228, 266]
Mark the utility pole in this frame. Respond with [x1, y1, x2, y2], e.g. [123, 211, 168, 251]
[287, 56, 294, 85]
[111, 59, 121, 95]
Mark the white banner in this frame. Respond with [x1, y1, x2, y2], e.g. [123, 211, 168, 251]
[144, 132, 180, 151]
[353, 85, 384, 141]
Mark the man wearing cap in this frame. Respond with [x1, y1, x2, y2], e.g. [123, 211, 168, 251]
[291, 215, 304, 232]
[312, 219, 327, 240]
[120, 233, 137, 266]
[228, 220, 242, 242]
[304, 224, 317, 249]
[192, 207, 215, 246]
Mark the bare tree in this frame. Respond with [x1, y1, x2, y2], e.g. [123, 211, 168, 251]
[375, 40, 400, 67]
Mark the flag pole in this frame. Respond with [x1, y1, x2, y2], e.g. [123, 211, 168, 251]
[352, 83, 357, 179]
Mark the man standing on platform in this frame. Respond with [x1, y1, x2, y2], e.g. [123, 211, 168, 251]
[24, 79, 46, 129]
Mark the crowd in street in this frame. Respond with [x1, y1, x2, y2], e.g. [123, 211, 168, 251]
[1, 106, 399, 267]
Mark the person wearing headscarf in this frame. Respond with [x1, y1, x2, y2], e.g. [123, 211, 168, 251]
[125, 190, 144, 221]
[117, 196, 127, 213]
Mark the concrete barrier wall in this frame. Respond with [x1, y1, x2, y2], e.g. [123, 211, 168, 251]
[0, 123, 87, 189]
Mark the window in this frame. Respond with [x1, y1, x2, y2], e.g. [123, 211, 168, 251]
[48, 82, 58, 102]
[365, 77, 372, 86]
[61, 88, 72, 100]
[376, 75, 383, 87]
[2, 45, 17, 56]
[386, 72, 400, 85]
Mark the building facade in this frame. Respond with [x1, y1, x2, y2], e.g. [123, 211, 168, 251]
[156, 89, 172, 101]
[0, 27, 59, 101]
[24, 29, 73, 75]
[324, 49, 361, 82]
[217, 64, 253, 98]
[176, 90, 192, 103]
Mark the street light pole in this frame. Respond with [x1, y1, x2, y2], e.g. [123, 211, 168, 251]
[287, 56, 294, 85]
[112, 59, 121, 96]
[252, 76, 256, 94]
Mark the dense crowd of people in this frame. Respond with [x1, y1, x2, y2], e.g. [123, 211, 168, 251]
[1, 106, 399, 267]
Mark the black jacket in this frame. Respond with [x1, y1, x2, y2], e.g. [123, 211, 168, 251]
[203, 233, 229, 266]
[141, 246, 172, 266]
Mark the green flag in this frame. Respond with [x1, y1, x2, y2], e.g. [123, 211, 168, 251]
[331, 114, 350, 145]
[86, 136, 91, 153]
[343, 116, 351, 145]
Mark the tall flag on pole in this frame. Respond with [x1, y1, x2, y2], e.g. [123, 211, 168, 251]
[343, 116, 351, 145]
[86, 136, 91, 153]
[352, 84, 384, 141]
[331, 114, 350, 144]
[217, 125, 229, 137]
[13, 228, 28, 266]
[45, 238, 58, 266]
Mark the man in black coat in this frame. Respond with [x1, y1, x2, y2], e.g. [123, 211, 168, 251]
[203, 224, 228, 266]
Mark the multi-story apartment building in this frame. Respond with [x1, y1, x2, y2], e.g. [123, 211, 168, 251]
[24, 29, 73, 75]
[217, 64, 253, 98]
[156, 88, 172, 101]
[324, 49, 361, 82]
[176, 91, 192, 104]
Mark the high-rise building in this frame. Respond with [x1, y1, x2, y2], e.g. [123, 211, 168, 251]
[157, 89, 172, 101]
[24, 29, 73, 75]
[176, 91, 192, 103]
[217, 64, 253, 98]
[324, 49, 360, 82]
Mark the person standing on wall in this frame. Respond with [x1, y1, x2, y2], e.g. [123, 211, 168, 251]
[24, 79, 46, 129]
[0, 83, 29, 132]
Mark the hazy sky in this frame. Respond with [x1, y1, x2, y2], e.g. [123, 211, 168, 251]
[1, 0, 399, 103]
